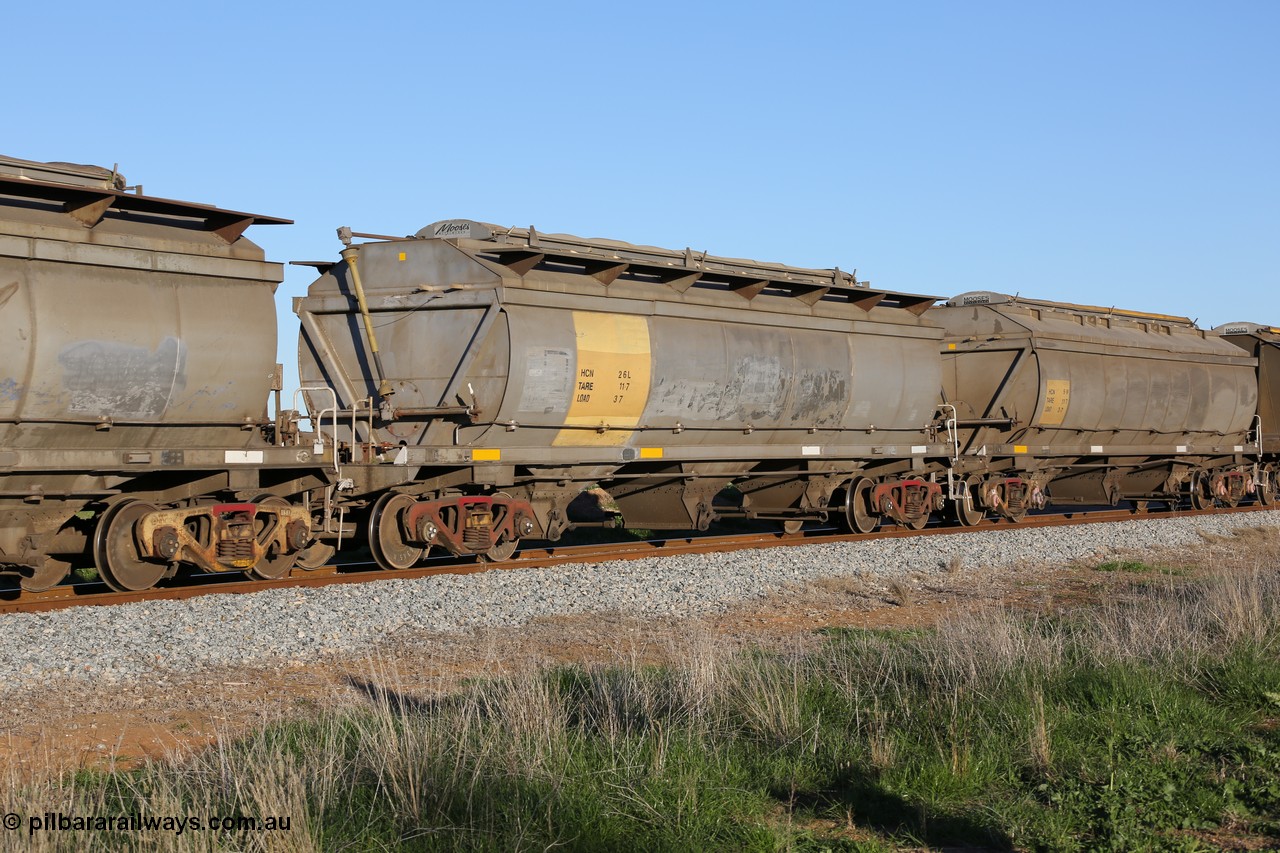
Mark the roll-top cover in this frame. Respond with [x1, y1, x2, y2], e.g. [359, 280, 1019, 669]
[0, 154, 126, 190]
[401, 219, 941, 315]
[1213, 321, 1280, 339]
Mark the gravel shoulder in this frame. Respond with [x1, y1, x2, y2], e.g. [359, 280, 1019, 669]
[2, 510, 1277, 780]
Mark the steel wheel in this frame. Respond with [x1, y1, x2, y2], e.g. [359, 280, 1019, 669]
[368, 493, 426, 571]
[781, 519, 804, 535]
[482, 491, 522, 561]
[93, 500, 166, 592]
[843, 477, 878, 534]
[248, 497, 298, 580]
[21, 557, 71, 592]
[1189, 475, 1213, 510]
[483, 537, 519, 562]
[1259, 468, 1276, 507]
[952, 476, 986, 527]
[295, 541, 336, 571]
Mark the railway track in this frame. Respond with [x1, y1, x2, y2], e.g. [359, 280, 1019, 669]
[2, 503, 1272, 616]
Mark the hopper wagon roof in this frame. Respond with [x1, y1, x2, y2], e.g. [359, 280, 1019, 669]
[939, 290, 1249, 358]
[0, 154, 290, 243]
[1213, 321, 1280, 341]
[314, 218, 941, 317]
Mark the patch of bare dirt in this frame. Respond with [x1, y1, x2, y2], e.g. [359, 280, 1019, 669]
[0, 533, 1266, 785]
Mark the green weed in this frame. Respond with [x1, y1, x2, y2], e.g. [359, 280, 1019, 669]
[1093, 558, 1156, 573]
[9, 564, 1280, 851]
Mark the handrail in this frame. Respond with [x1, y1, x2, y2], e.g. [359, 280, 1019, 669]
[939, 404, 960, 464]
[293, 386, 340, 477]
[351, 397, 377, 461]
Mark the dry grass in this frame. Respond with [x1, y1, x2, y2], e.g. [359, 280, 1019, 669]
[1028, 686, 1052, 772]
[929, 606, 1066, 691]
[3, 524, 1278, 851]
[886, 577, 915, 607]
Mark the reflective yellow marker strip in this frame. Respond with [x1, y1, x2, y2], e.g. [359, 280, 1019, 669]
[471, 449, 501, 461]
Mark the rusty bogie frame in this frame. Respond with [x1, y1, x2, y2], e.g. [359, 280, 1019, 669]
[401, 494, 538, 558]
[981, 477, 1047, 520]
[872, 478, 943, 529]
[1210, 469, 1248, 507]
[136, 502, 312, 574]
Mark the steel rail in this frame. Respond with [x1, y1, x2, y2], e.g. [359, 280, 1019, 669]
[1, 504, 1274, 615]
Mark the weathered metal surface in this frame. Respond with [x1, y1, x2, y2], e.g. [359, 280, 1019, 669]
[0, 156, 290, 236]
[871, 478, 941, 528]
[2, 152, 1269, 590]
[136, 502, 311, 573]
[1214, 322, 1280, 454]
[935, 292, 1258, 453]
[400, 493, 537, 558]
[0, 164, 286, 446]
[296, 220, 946, 475]
[0, 155, 126, 190]
[0, 155, 293, 578]
[295, 219, 956, 534]
[934, 291, 1259, 505]
[1213, 322, 1280, 504]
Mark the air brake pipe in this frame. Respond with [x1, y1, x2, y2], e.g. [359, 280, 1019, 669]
[339, 246, 394, 401]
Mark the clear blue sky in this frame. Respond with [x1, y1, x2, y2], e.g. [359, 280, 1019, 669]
[9, 1, 1276, 396]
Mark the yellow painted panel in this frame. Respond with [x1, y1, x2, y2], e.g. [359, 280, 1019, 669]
[639, 447, 664, 459]
[398, 252, 407, 261]
[1014, 445, 1028, 454]
[471, 448, 501, 461]
[1038, 379, 1071, 426]
[554, 313, 652, 447]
